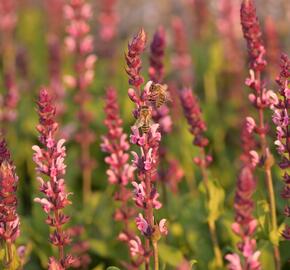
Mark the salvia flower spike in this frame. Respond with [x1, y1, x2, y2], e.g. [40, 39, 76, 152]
[225, 120, 261, 270]
[240, 0, 280, 267]
[64, 0, 97, 203]
[126, 29, 168, 270]
[125, 28, 146, 90]
[101, 87, 145, 268]
[148, 27, 183, 195]
[272, 54, 290, 240]
[0, 137, 20, 267]
[32, 88, 74, 269]
[0, 0, 19, 128]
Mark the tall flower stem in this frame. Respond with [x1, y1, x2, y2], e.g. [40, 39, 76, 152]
[225, 119, 261, 269]
[272, 54, 290, 243]
[256, 72, 280, 269]
[101, 87, 146, 269]
[32, 89, 74, 269]
[240, 0, 280, 267]
[5, 241, 12, 266]
[64, 0, 97, 204]
[81, 143, 92, 201]
[144, 146, 152, 270]
[126, 29, 168, 270]
[152, 240, 159, 270]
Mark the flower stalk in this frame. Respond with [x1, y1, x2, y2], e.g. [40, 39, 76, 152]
[45, 0, 66, 119]
[101, 87, 147, 269]
[64, 0, 97, 203]
[0, 0, 19, 130]
[126, 29, 168, 270]
[32, 88, 74, 269]
[225, 119, 261, 270]
[272, 54, 290, 240]
[240, 0, 280, 267]
[0, 137, 20, 268]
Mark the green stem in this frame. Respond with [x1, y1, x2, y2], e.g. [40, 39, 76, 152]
[256, 70, 280, 269]
[153, 241, 159, 270]
[82, 143, 92, 204]
[3, 241, 12, 269]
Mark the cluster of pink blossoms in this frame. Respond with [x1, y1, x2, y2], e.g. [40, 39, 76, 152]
[64, 0, 97, 199]
[129, 84, 168, 235]
[125, 29, 146, 89]
[226, 120, 261, 270]
[32, 89, 74, 269]
[171, 17, 193, 87]
[0, 138, 20, 246]
[129, 81, 168, 251]
[45, 0, 66, 118]
[240, 0, 266, 72]
[64, 0, 97, 121]
[148, 27, 184, 194]
[149, 27, 172, 133]
[239, 0, 280, 268]
[0, 0, 19, 125]
[67, 225, 91, 269]
[272, 54, 290, 240]
[179, 88, 211, 165]
[97, 0, 119, 43]
[126, 29, 168, 268]
[101, 87, 135, 186]
[101, 87, 151, 269]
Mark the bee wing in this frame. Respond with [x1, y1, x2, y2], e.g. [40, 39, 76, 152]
[134, 117, 145, 128]
[148, 118, 154, 126]
[165, 91, 172, 102]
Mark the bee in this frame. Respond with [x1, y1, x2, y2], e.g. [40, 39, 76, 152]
[149, 83, 171, 108]
[134, 105, 154, 133]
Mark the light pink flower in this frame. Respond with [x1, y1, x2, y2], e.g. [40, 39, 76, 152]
[136, 213, 150, 236]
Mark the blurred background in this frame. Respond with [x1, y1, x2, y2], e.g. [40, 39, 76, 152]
[0, 0, 290, 269]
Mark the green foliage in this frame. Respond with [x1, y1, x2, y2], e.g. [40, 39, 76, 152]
[159, 243, 184, 267]
[206, 179, 225, 224]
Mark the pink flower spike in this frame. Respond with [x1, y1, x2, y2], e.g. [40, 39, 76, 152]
[33, 88, 74, 268]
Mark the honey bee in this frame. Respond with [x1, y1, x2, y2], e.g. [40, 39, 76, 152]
[149, 83, 171, 108]
[134, 105, 154, 133]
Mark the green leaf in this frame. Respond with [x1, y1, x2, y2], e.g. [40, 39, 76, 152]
[256, 200, 270, 234]
[107, 267, 121, 270]
[89, 239, 110, 257]
[0, 246, 5, 262]
[206, 179, 225, 223]
[259, 241, 275, 270]
[158, 243, 184, 267]
[190, 259, 197, 266]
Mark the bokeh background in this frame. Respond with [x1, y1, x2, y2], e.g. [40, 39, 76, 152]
[1, 0, 290, 269]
